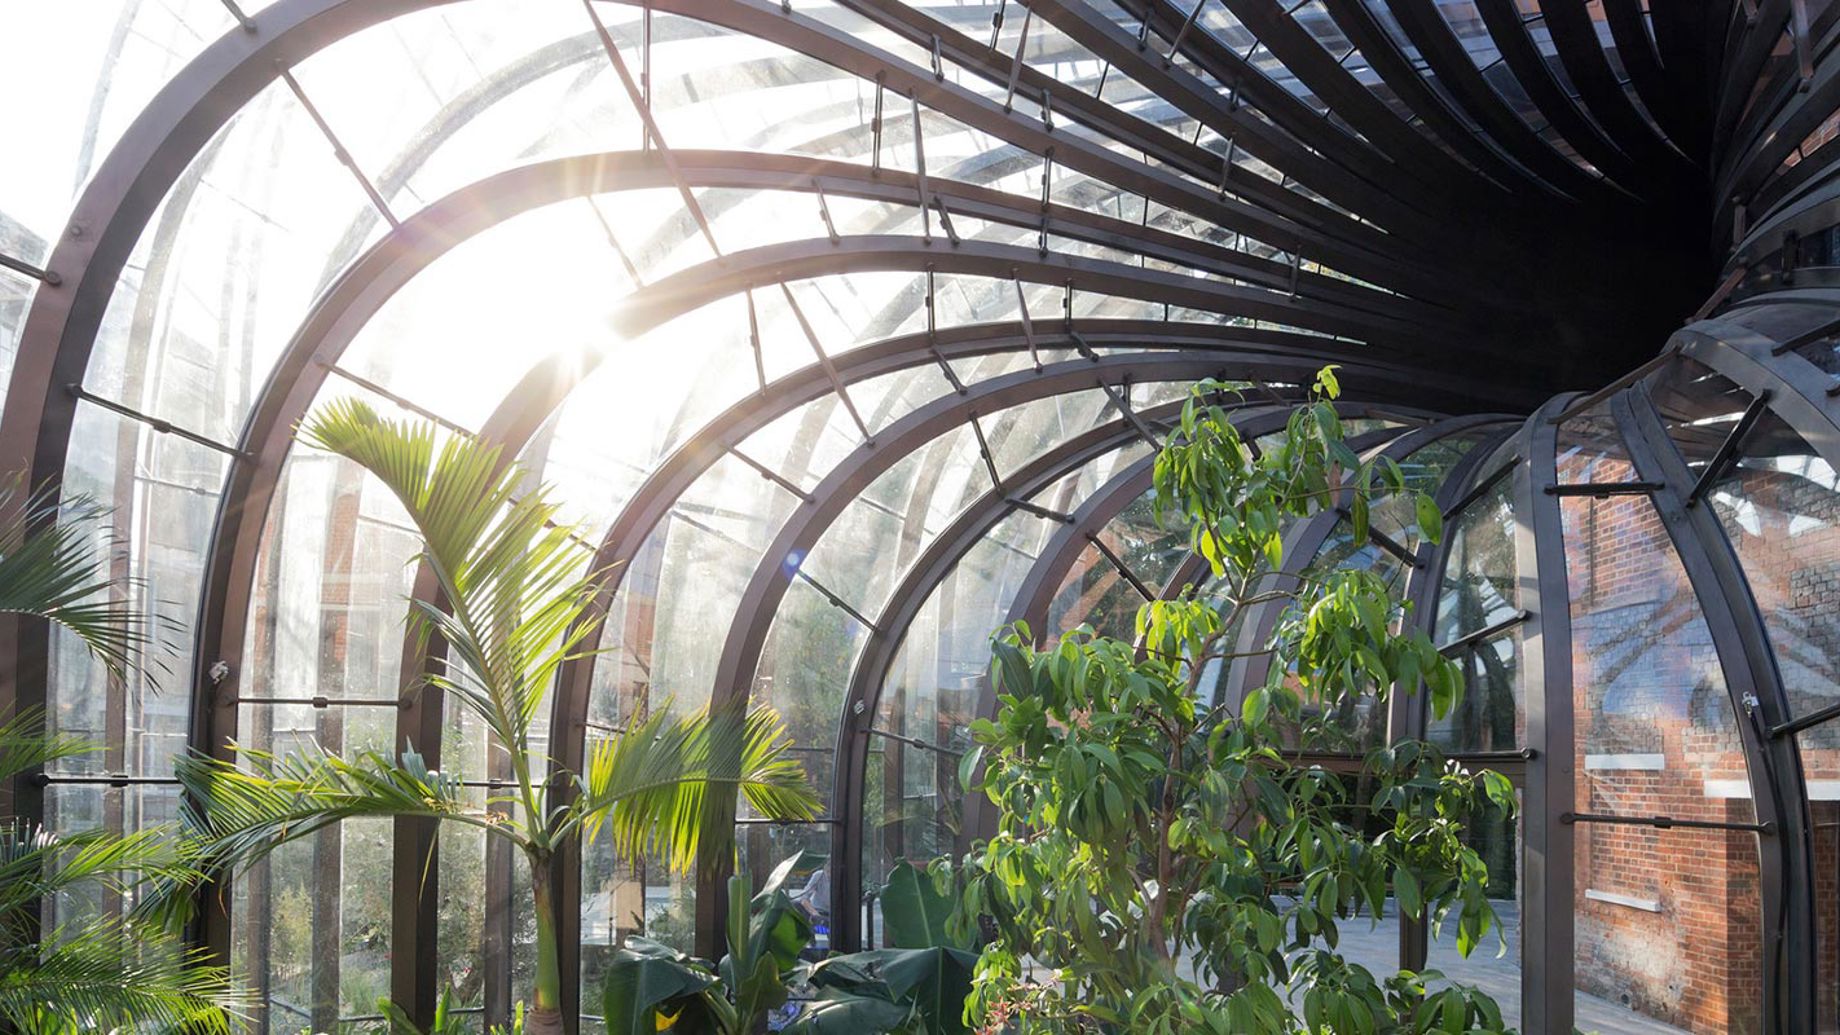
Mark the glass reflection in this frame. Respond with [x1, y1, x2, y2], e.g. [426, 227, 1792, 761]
[1563, 474, 1760, 1034]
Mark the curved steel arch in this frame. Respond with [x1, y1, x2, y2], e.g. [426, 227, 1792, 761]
[1537, 1, 1693, 178]
[1505, 392, 1574, 1035]
[1379, 0, 1621, 204]
[1202, 413, 1520, 702]
[1467, 0, 1643, 192]
[690, 352, 1468, 953]
[168, 129, 1505, 1022]
[827, 394, 1218, 950]
[1001, 0, 1464, 247]
[187, 135, 1512, 838]
[1599, 0, 1694, 150]
[1613, 379, 1813, 1034]
[609, 235, 1485, 359]
[1311, 0, 1538, 194]
[538, 334, 1471, 1015]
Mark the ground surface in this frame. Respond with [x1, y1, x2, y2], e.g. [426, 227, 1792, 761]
[1331, 902, 1687, 1035]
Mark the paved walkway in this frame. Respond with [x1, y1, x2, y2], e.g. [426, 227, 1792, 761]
[1330, 902, 1686, 1035]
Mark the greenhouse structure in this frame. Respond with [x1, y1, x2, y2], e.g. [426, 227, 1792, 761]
[7, 2, 1840, 1034]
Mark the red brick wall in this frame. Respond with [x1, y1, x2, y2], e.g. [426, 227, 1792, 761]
[1561, 449, 1765, 1033]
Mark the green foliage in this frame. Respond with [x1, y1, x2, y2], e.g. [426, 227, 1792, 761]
[880, 859, 970, 951]
[0, 480, 166, 689]
[601, 851, 815, 1035]
[370, 986, 527, 1034]
[0, 482, 241, 1033]
[602, 857, 979, 1035]
[785, 860, 978, 1035]
[952, 371, 1519, 1033]
[179, 401, 819, 1031]
[796, 947, 978, 1035]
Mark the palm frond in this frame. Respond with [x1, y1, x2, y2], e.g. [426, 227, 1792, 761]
[299, 400, 606, 771]
[0, 707, 95, 787]
[0, 479, 160, 689]
[574, 705, 819, 874]
[0, 820, 203, 920]
[174, 743, 517, 878]
[0, 917, 246, 1033]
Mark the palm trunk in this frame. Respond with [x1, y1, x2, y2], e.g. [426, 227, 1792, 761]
[527, 858, 566, 1035]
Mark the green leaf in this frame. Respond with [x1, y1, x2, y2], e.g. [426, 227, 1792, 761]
[1394, 868, 1422, 919]
[882, 860, 967, 950]
[956, 744, 985, 793]
[810, 948, 978, 1035]
[599, 938, 717, 1035]
[1415, 493, 1444, 546]
[783, 991, 911, 1034]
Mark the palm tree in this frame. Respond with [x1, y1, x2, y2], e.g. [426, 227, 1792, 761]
[0, 482, 241, 1032]
[177, 400, 819, 1035]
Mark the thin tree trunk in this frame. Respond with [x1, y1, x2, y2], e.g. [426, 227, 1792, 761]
[526, 859, 566, 1035]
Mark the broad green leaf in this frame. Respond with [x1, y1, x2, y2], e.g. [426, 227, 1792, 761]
[882, 860, 966, 950]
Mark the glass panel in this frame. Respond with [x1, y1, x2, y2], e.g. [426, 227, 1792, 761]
[0, 266, 30, 414]
[1433, 451, 1519, 646]
[1429, 445, 1523, 752]
[1564, 485, 1762, 1033]
[0, 3, 234, 266]
[239, 386, 434, 714]
[51, 402, 229, 778]
[1681, 387, 1840, 724]
[79, 76, 377, 446]
[1556, 401, 1634, 484]
[1048, 488, 1188, 639]
[1047, 541, 1142, 640]
[1426, 790, 1522, 1028]
[1370, 427, 1497, 550]
[233, 815, 394, 1033]
[750, 578, 871, 816]
[42, 781, 182, 924]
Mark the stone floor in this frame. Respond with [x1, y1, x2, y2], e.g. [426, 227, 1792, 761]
[1330, 902, 1688, 1035]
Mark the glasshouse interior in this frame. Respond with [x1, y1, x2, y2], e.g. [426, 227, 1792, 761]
[11, 2, 1840, 1035]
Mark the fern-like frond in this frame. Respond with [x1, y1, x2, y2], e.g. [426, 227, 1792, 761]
[0, 707, 94, 787]
[174, 743, 520, 878]
[573, 705, 819, 874]
[0, 480, 161, 689]
[299, 400, 607, 789]
[0, 917, 246, 1033]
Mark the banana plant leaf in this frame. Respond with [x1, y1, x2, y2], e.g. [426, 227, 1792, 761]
[601, 937, 720, 1035]
[781, 991, 912, 1035]
[879, 861, 966, 950]
[805, 947, 977, 1035]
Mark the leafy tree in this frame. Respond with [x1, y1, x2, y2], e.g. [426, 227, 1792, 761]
[177, 402, 820, 1035]
[953, 371, 1519, 1033]
[0, 483, 243, 1031]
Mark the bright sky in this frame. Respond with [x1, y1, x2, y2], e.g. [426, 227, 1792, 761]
[0, 2, 235, 257]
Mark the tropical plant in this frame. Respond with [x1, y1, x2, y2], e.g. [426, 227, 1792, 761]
[371, 985, 526, 1034]
[951, 370, 1520, 1033]
[176, 401, 820, 1035]
[602, 850, 815, 1035]
[601, 856, 979, 1035]
[0, 482, 241, 1032]
[787, 862, 977, 1035]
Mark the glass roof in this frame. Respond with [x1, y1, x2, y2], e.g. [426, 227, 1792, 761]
[6, 1, 1837, 1032]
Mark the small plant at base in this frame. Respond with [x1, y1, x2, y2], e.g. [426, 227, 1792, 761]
[951, 369, 1519, 1034]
